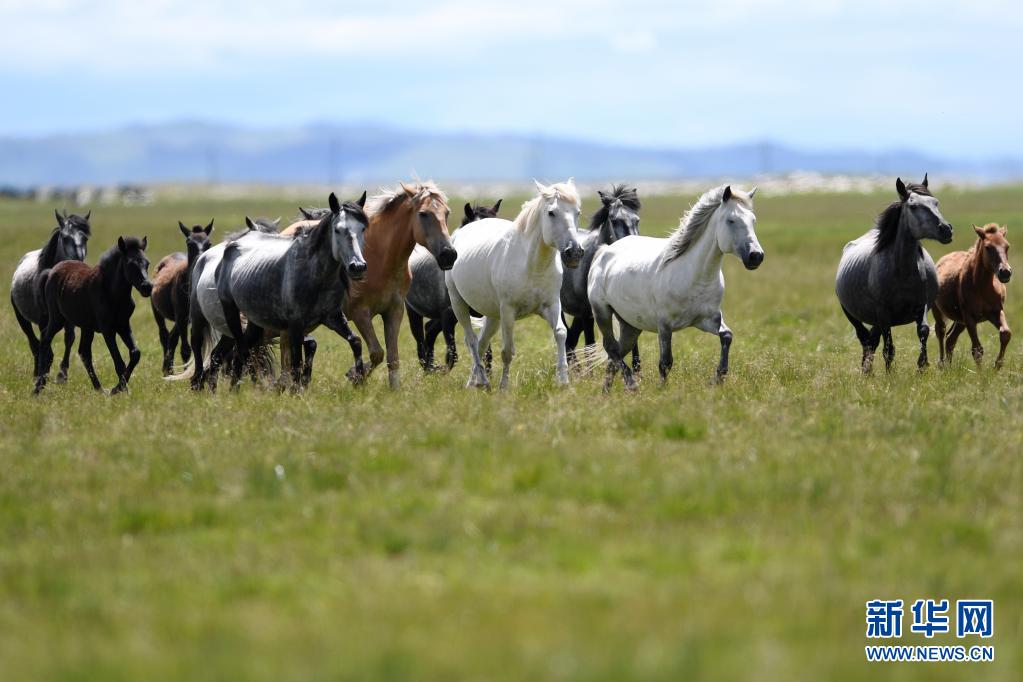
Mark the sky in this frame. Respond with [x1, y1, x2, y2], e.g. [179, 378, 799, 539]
[1, 0, 1021, 158]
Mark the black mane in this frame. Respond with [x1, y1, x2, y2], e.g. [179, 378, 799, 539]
[589, 184, 641, 231]
[874, 182, 932, 253]
[37, 229, 63, 268]
[97, 238, 140, 282]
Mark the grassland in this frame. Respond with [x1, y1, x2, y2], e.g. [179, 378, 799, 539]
[0, 185, 1021, 681]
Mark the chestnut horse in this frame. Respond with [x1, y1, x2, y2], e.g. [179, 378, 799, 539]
[933, 223, 1012, 368]
[346, 181, 456, 388]
[151, 219, 214, 374]
[34, 236, 153, 394]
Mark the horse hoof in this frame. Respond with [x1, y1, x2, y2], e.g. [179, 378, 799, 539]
[55, 372, 67, 384]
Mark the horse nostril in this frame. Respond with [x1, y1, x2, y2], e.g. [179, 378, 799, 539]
[437, 247, 457, 270]
[747, 251, 764, 268]
[348, 261, 367, 278]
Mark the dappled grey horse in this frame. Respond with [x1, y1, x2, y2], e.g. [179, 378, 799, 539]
[406, 199, 502, 371]
[10, 209, 91, 380]
[560, 185, 641, 369]
[836, 175, 953, 372]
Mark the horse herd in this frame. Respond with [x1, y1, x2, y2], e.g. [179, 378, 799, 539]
[9, 175, 1013, 396]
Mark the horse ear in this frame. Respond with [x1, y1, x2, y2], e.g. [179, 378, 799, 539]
[566, 177, 575, 187]
[179, 221, 190, 237]
[328, 192, 341, 214]
[721, 186, 733, 203]
[299, 207, 314, 220]
[533, 179, 547, 194]
[205, 218, 215, 234]
[974, 224, 985, 238]
[245, 216, 257, 231]
[54, 209, 65, 227]
[356, 190, 367, 208]
[597, 190, 610, 205]
[117, 236, 127, 253]
[1000, 224, 1008, 235]
[83, 210, 91, 222]
[922, 173, 929, 188]
[272, 218, 281, 228]
[492, 198, 502, 214]
[748, 186, 758, 199]
[464, 202, 474, 220]
[400, 181, 416, 196]
[141, 236, 148, 251]
[895, 177, 909, 200]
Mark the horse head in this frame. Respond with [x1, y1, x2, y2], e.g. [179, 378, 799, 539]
[897, 175, 953, 245]
[714, 185, 764, 270]
[179, 219, 214, 261]
[402, 181, 457, 270]
[534, 179, 584, 268]
[55, 208, 91, 261]
[117, 235, 153, 297]
[327, 191, 369, 280]
[596, 186, 641, 243]
[975, 223, 1012, 283]
[461, 198, 503, 226]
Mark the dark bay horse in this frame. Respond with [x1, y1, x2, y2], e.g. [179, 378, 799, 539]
[406, 199, 502, 371]
[34, 236, 153, 394]
[150, 219, 213, 374]
[10, 209, 91, 380]
[561, 185, 641, 369]
[933, 223, 1012, 368]
[348, 181, 457, 388]
[836, 176, 953, 372]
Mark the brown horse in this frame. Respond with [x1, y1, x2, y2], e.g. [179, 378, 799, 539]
[342, 181, 456, 388]
[933, 223, 1012, 368]
[151, 220, 214, 374]
[34, 236, 153, 394]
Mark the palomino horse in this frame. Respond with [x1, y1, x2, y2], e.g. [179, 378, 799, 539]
[406, 199, 502, 371]
[588, 185, 763, 392]
[933, 223, 1012, 368]
[561, 185, 641, 369]
[189, 193, 368, 391]
[446, 179, 584, 389]
[347, 181, 457, 389]
[10, 209, 91, 380]
[150, 219, 214, 374]
[836, 176, 953, 372]
[34, 236, 153, 394]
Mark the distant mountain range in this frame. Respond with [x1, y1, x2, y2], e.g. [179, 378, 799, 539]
[1, 121, 1020, 187]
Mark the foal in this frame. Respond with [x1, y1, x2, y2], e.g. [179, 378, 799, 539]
[151, 220, 213, 374]
[933, 223, 1012, 368]
[35, 236, 153, 394]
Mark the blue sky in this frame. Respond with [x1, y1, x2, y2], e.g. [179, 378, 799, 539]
[2, 0, 1020, 158]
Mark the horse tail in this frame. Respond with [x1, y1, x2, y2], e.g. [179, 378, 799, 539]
[574, 344, 609, 376]
[164, 328, 220, 381]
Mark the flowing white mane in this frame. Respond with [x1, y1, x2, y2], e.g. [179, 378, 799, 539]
[661, 185, 752, 267]
[514, 181, 581, 234]
[366, 180, 448, 217]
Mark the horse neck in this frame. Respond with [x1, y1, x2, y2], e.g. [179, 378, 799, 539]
[890, 210, 923, 271]
[367, 208, 416, 275]
[666, 219, 725, 283]
[100, 255, 130, 300]
[517, 212, 556, 270]
[301, 220, 342, 280]
[966, 239, 994, 287]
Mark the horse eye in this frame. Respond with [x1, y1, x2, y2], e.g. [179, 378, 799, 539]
[547, 210, 555, 217]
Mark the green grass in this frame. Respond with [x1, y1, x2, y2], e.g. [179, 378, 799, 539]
[1, 187, 1021, 681]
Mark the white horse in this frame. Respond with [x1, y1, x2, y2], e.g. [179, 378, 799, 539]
[446, 179, 585, 389]
[587, 185, 764, 392]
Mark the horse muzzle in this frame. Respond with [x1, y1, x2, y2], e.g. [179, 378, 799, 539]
[743, 250, 765, 270]
[137, 281, 153, 297]
[436, 246, 458, 271]
[998, 267, 1012, 283]
[347, 261, 368, 281]
[562, 244, 584, 269]
[938, 224, 954, 244]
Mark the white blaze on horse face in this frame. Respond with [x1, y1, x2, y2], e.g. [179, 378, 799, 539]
[332, 210, 366, 267]
[905, 192, 949, 241]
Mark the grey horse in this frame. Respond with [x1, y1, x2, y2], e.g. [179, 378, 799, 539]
[405, 199, 502, 371]
[195, 192, 369, 391]
[836, 175, 953, 372]
[10, 209, 91, 380]
[561, 185, 641, 368]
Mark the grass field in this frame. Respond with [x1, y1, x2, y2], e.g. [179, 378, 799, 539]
[1, 185, 1021, 681]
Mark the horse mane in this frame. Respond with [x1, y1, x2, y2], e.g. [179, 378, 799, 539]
[588, 185, 640, 231]
[515, 181, 581, 234]
[873, 182, 932, 253]
[226, 217, 280, 241]
[662, 185, 751, 266]
[366, 180, 447, 217]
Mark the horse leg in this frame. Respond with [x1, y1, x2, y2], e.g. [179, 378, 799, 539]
[285, 323, 305, 391]
[616, 318, 642, 391]
[991, 310, 1011, 370]
[56, 323, 75, 383]
[592, 301, 623, 394]
[882, 328, 895, 372]
[406, 303, 429, 371]
[564, 314, 582, 367]
[153, 307, 171, 375]
[301, 336, 317, 387]
[933, 307, 947, 365]
[33, 313, 63, 395]
[916, 307, 930, 370]
[540, 300, 570, 386]
[424, 318, 445, 372]
[206, 336, 235, 393]
[117, 323, 142, 387]
[102, 329, 128, 394]
[944, 322, 965, 361]
[841, 305, 876, 373]
[350, 307, 383, 381]
[12, 293, 40, 366]
[175, 299, 191, 367]
[449, 284, 487, 388]
[323, 309, 365, 384]
[657, 324, 674, 385]
[473, 316, 501, 391]
[77, 329, 101, 390]
[696, 313, 732, 382]
[966, 322, 984, 366]
[219, 301, 249, 390]
[382, 301, 404, 390]
[441, 308, 458, 371]
[497, 304, 517, 390]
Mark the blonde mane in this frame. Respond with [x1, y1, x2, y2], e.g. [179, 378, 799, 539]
[661, 185, 752, 266]
[366, 180, 448, 217]
[514, 180, 581, 234]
